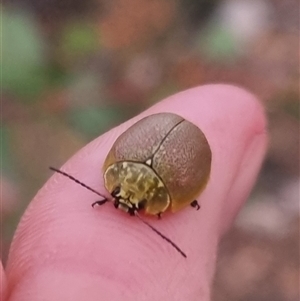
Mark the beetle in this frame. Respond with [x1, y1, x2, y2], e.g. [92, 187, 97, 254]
[50, 112, 212, 258]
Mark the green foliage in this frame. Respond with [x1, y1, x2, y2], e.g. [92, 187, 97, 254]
[0, 126, 14, 175]
[1, 8, 48, 100]
[68, 106, 123, 138]
[197, 24, 238, 63]
[60, 21, 99, 63]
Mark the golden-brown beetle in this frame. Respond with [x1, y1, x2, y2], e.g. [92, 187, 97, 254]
[101, 112, 211, 216]
[50, 112, 211, 258]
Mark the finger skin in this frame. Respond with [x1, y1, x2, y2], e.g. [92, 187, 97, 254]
[5, 85, 267, 301]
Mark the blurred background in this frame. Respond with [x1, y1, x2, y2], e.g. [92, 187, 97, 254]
[1, 0, 299, 300]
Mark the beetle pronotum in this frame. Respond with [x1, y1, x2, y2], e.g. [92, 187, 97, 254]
[50, 112, 212, 258]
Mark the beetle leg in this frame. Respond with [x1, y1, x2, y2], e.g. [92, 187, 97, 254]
[128, 207, 136, 216]
[91, 199, 108, 208]
[157, 213, 162, 219]
[113, 198, 120, 209]
[190, 200, 200, 210]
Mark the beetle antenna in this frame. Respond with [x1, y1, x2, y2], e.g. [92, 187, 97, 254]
[134, 212, 187, 258]
[49, 167, 107, 200]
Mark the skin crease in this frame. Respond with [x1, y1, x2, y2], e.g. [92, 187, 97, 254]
[1, 85, 268, 301]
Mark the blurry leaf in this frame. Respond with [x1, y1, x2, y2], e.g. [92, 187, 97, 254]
[60, 21, 99, 61]
[68, 106, 133, 138]
[0, 126, 15, 175]
[197, 24, 238, 63]
[46, 63, 70, 88]
[1, 8, 48, 99]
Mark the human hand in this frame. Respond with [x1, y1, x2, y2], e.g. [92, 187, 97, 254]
[2, 84, 267, 301]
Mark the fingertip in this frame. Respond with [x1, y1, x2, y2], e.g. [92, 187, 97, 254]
[6, 84, 267, 301]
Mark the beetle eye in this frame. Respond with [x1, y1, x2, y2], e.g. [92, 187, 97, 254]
[112, 186, 121, 197]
